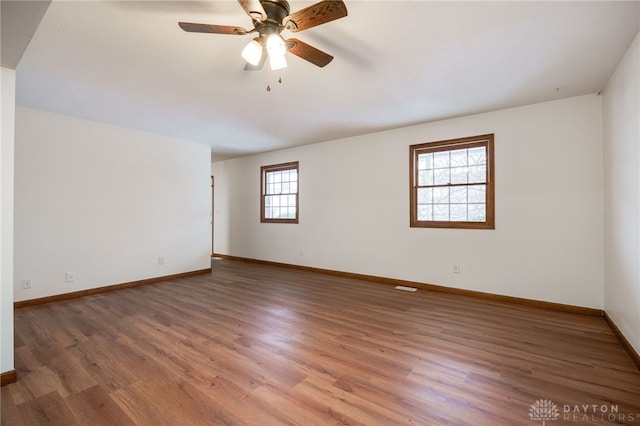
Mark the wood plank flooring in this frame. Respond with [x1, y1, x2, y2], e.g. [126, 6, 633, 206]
[2, 259, 640, 425]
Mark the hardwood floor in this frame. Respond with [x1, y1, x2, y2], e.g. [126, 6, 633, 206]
[2, 259, 640, 425]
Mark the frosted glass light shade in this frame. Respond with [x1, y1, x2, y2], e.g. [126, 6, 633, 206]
[266, 34, 287, 70]
[241, 39, 263, 66]
[269, 53, 287, 70]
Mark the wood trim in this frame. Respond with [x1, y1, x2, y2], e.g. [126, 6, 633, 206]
[1, 370, 17, 387]
[410, 134, 495, 230]
[260, 161, 299, 224]
[603, 311, 640, 370]
[14, 268, 212, 309]
[212, 254, 602, 317]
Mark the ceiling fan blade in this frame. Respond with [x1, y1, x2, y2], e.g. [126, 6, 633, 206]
[284, 0, 347, 32]
[237, 0, 267, 21]
[286, 38, 333, 67]
[178, 22, 247, 35]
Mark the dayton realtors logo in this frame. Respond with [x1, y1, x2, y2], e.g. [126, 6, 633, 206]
[529, 399, 560, 425]
[529, 399, 639, 423]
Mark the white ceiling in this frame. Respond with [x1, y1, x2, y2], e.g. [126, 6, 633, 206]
[8, 1, 640, 161]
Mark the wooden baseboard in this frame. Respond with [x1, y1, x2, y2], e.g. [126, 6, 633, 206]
[14, 268, 212, 309]
[1, 370, 17, 387]
[213, 254, 602, 317]
[603, 311, 640, 370]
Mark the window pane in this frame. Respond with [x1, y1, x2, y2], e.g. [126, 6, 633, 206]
[468, 204, 486, 222]
[290, 170, 297, 182]
[450, 204, 467, 221]
[468, 147, 486, 166]
[434, 168, 450, 185]
[433, 187, 449, 204]
[418, 153, 432, 171]
[450, 167, 468, 184]
[291, 182, 297, 193]
[434, 151, 449, 168]
[417, 188, 432, 204]
[288, 194, 296, 207]
[418, 170, 433, 186]
[468, 185, 486, 203]
[468, 165, 486, 183]
[418, 205, 432, 221]
[450, 149, 468, 167]
[450, 186, 467, 204]
[434, 204, 449, 221]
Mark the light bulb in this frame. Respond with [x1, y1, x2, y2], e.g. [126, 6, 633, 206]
[266, 34, 287, 70]
[241, 38, 263, 66]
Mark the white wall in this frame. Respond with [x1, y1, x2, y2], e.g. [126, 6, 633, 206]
[213, 94, 604, 309]
[14, 107, 212, 302]
[603, 31, 640, 354]
[1, 67, 16, 375]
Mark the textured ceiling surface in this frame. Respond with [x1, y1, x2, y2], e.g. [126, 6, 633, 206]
[9, 1, 640, 160]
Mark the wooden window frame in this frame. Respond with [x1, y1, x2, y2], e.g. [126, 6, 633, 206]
[260, 161, 299, 224]
[410, 134, 495, 229]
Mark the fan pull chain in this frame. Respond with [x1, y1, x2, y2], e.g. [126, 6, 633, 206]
[266, 77, 283, 92]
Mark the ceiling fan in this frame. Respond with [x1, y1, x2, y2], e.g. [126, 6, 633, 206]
[178, 0, 348, 70]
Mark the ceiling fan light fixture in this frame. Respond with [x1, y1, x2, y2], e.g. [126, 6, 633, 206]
[269, 52, 287, 70]
[179, 0, 348, 70]
[241, 38, 264, 66]
[266, 34, 287, 70]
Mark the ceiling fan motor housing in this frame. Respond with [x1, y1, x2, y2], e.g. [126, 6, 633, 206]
[257, 0, 290, 35]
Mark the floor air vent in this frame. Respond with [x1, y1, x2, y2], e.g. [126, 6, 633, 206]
[395, 286, 417, 292]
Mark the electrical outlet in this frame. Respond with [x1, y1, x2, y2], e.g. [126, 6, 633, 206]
[158, 257, 165, 265]
[21, 279, 32, 289]
[66, 272, 76, 283]
[452, 264, 461, 274]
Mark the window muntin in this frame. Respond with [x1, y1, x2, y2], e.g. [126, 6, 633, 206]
[261, 162, 299, 223]
[410, 135, 494, 229]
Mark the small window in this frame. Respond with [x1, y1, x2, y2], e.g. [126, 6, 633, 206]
[261, 162, 299, 223]
[410, 134, 494, 229]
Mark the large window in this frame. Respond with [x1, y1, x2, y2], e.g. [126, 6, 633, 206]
[261, 161, 299, 223]
[410, 134, 494, 229]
